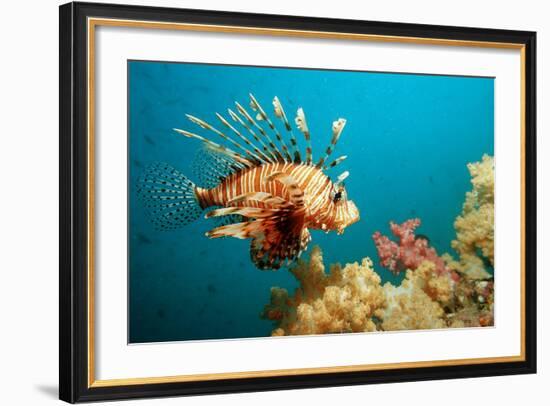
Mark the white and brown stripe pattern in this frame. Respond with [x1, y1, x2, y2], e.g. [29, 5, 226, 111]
[195, 162, 337, 227]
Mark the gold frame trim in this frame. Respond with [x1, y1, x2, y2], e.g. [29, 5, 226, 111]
[87, 17, 527, 388]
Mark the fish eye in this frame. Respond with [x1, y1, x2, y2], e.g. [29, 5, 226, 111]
[333, 186, 346, 203]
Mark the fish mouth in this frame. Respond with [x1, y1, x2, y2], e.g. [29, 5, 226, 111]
[335, 200, 360, 234]
[346, 200, 360, 225]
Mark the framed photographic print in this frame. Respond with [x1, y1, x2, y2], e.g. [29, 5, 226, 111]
[59, 1, 537, 403]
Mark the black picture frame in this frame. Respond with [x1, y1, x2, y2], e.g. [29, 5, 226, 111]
[60, 1, 537, 403]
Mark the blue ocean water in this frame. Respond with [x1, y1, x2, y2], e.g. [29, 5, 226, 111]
[128, 60, 494, 343]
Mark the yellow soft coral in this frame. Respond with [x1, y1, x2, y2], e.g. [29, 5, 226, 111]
[262, 246, 385, 335]
[263, 247, 492, 335]
[451, 154, 494, 278]
[262, 249, 451, 335]
[375, 261, 447, 331]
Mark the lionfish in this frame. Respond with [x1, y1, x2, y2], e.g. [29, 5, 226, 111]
[138, 94, 359, 269]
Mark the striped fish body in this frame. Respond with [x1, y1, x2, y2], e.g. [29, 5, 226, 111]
[196, 163, 331, 225]
[138, 93, 360, 270]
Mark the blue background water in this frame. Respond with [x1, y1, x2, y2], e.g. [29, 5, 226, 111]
[128, 60, 494, 343]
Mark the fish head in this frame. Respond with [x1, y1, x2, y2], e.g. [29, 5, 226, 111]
[327, 184, 360, 234]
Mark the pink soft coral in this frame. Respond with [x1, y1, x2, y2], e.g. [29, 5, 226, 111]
[372, 219, 449, 276]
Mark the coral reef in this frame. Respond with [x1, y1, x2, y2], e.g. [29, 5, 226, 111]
[376, 261, 447, 331]
[262, 155, 495, 336]
[450, 154, 495, 279]
[263, 242, 493, 334]
[262, 246, 385, 336]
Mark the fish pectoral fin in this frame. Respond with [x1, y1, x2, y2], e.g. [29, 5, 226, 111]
[205, 221, 255, 240]
[204, 206, 244, 227]
[205, 205, 309, 270]
[204, 206, 291, 239]
[250, 207, 309, 270]
[204, 206, 297, 238]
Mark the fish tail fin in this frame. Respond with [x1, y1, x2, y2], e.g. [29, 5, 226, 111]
[137, 162, 202, 230]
